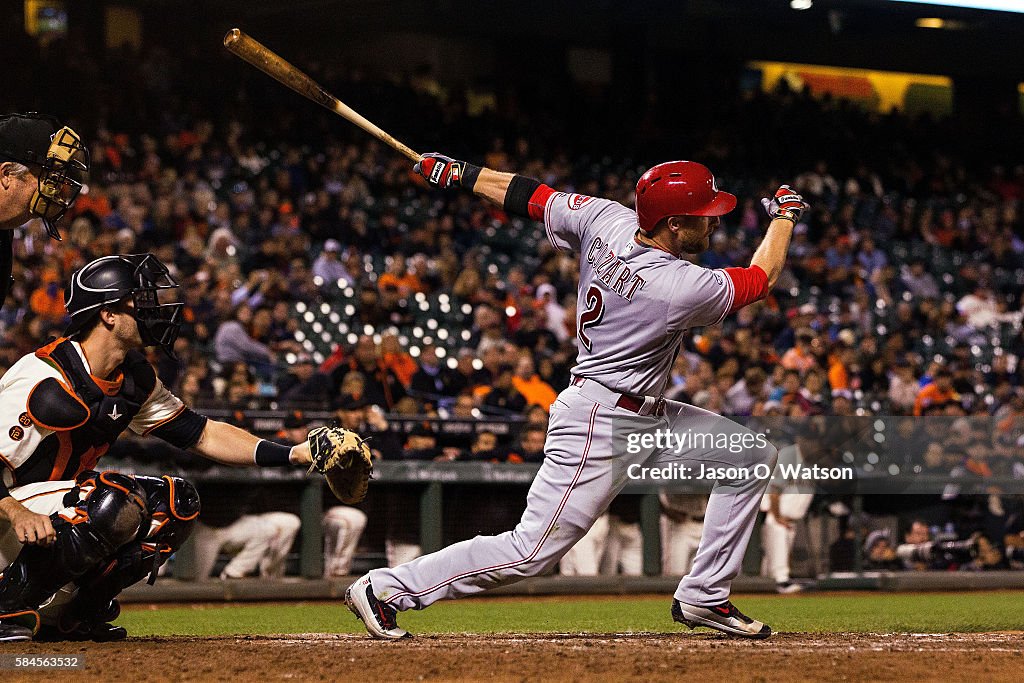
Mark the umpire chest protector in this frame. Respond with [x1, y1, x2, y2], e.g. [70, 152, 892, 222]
[20, 338, 156, 483]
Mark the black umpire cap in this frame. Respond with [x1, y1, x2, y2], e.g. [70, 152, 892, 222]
[0, 113, 58, 165]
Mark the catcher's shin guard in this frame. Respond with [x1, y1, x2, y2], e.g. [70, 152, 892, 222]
[0, 472, 149, 634]
[134, 475, 201, 554]
[53, 475, 199, 637]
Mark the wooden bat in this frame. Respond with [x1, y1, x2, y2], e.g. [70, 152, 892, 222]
[223, 28, 420, 162]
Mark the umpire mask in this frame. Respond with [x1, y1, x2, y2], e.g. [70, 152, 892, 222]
[64, 254, 184, 356]
[0, 113, 89, 240]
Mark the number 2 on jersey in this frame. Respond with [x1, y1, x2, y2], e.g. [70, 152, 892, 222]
[578, 285, 605, 351]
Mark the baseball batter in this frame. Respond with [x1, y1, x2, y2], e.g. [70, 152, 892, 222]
[347, 155, 807, 639]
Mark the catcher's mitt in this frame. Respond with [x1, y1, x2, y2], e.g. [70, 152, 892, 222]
[307, 426, 373, 504]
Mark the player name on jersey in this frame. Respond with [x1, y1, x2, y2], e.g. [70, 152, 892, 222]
[586, 236, 646, 301]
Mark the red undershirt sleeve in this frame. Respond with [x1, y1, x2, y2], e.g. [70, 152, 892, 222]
[724, 265, 769, 312]
[527, 185, 556, 221]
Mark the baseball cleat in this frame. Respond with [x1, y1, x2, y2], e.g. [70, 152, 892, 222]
[36, 622, 127, 642]
[345, 574, 410, 640]
[672, 600, 772, 639]
[0, 622, 33, 642]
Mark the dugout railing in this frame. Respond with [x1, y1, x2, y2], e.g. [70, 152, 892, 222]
[107, 423, 1024, 582]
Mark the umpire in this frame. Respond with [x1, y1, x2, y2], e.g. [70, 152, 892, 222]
[0, 112, 89, 306]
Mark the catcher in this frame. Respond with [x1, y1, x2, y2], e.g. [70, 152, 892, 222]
[0, 253, 371, 642]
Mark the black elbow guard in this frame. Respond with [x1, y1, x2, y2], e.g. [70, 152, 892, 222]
[149, 408, 208, 449]
[503, 175, 543, 218]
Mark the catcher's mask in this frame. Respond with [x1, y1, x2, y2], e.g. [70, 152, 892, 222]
[0, 112, 89, 240]
[64, 254, 184, 356]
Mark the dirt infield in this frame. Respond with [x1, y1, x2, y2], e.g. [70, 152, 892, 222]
[4, 631, 1023, 682]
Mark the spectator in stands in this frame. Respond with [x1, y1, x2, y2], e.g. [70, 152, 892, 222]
[724, 367, 768, 416]
[28, 270, 66, 323]
[377, 254, 424, 296]
[801, 368, 829, 408]
[465, 430, 503, 462]
[380, 333, 417, 389]
[401, 422, 443, 461]
[511, 355, 557, 412]
[470, 304, 507, 354]
[914, 367, 959, 416]
[888, 358, 920, 413]
[957, 282, 1003, 329]
[410, 344, 459, 402]
[268, 301, 298, 345]
[825, 235, 855, 295]
[513, 307, 558, 356]
[472, 344, 502, 388]
[452, 262, 484, 302]
[334, 335, 406, 411]
[450, 393, 477, 419]
[781, 329, 818, 375]
[277, 352, 334, 407]
[214, 303, 274, 368]
[535, 283, 569, 343]
[827, 344, 855, 392]
[524, 404, 550, 431]
[448, 348, 478, 396]
[334, 392, 400, 459]
[855, 237, 887, 279]
[899, 259, 941, 300]
[312, 239, 352, 287]
[480, 364, 527, 416]
[506, 425, 546, 464]
[178, 370, 203, 406]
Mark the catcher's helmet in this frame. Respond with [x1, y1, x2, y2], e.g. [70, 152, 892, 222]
[0, 112, 89, 240]
[635, 160, 736, 233]
[64, 254, 183, 354]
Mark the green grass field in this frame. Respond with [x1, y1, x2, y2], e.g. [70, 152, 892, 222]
[118, 591, 1024, 637]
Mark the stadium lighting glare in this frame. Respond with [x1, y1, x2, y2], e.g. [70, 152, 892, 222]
[889, 0, 1024, 12]
[790, 0, 813, 9]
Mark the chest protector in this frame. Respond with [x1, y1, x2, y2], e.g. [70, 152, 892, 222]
[19, 338, 157, 484]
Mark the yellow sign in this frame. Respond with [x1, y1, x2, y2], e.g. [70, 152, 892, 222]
[749, 60, 953, 116]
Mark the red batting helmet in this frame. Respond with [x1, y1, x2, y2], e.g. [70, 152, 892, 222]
[635, 161, 736, 233]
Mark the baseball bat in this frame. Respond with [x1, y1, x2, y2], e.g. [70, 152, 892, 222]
[223, 28, 421, 162]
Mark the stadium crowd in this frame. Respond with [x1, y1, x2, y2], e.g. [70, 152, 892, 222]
[4, 32, 1024, 575]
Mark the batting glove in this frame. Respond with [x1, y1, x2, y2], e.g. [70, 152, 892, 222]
[760, 185, 809, 224]
[414, 153, 480, 190]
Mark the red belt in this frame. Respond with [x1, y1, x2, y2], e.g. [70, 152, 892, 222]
[571, 376, 666, 416]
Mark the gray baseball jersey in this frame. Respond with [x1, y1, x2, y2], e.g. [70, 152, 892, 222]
[543, 192, 734, 396]
[367, 180, 775, 617]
